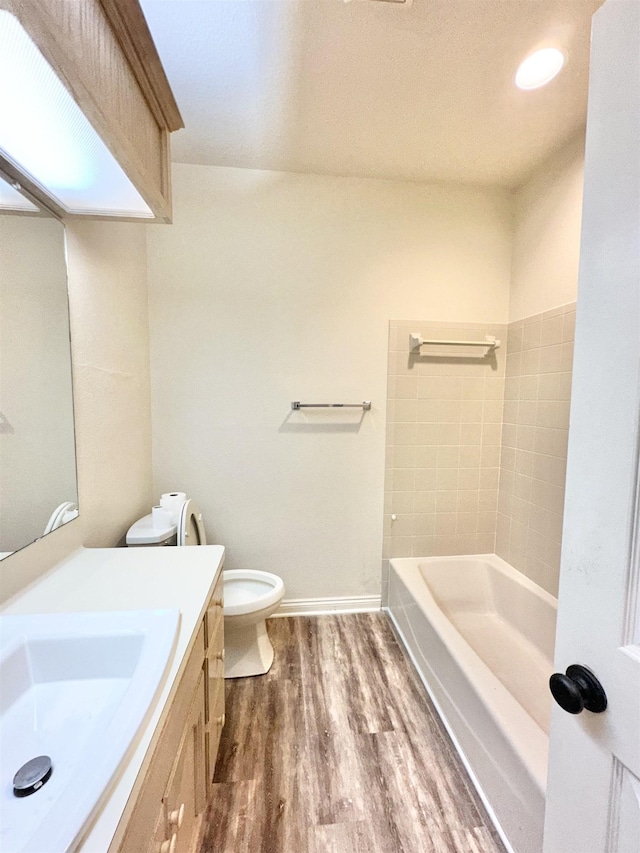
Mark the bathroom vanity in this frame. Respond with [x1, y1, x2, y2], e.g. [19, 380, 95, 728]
[1, 542, 225, 853]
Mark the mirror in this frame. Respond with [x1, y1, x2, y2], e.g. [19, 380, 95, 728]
[0, 177, 78, 559]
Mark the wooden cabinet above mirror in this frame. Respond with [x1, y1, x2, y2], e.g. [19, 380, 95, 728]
[0, 0, 183, 223]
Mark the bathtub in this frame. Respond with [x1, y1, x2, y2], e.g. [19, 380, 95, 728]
[387, 554, 557, 853]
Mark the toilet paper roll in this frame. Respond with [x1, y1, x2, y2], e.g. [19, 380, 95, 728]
[160, 492, 187, 524]
[152, 505, 172, 529]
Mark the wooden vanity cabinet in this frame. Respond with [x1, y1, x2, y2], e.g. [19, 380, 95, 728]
[113, 574, 224, 853]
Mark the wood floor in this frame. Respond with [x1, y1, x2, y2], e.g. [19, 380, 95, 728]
[201, 613, 506, 853]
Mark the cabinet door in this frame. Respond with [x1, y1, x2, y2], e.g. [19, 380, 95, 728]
[205, 607, 225, 790]
[164, 672, 206, 853]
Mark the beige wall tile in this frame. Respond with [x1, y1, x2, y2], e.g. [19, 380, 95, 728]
[460, 400, 484, 422]
[436, 490, 457, 512]
[504, 376, 520, 400]
[539, 344, 563, 374]
[459, 445, 482, 467]
[562, 310, 576, 342]
[389, 514, 413, 537]
[414, 491, 436, 513]
[437, 423, 462, 446]
[480, 467, 500, 489]
[415, 445, 438, 468]
[481, 445, 501, 467]
[414, 513, 436, 536]
[415, 468, 437, 490]
[483, 398, 504, 423]
[391, 491, 415, 513]
[394, 422, 418, 445]
[394, 399, 418, 422]
[436, 446, 460, 468]
[519, 375, 539, 401]
[478, 511, 497, 534]
[561, 342, 574, 371]
[505, 351, 522, 377]
[460, 422, 483, 445]
[393, 445, 416, 468]
[508, 325, 524, 353]
[521, 348, 541, 375]
[394, 375, 418, 398]
[457, 491, 479, 513]
[435, 512, 457, 534]
[462, 378, 485, 400]
[458, 468, 481, 490]
[482, 423, 502, 445]
[478, 489, 498, 512]
[541, 314, 564, 346]
[522, 319, 542, 350]
[385, 318, 525, 564]
[416, 422, 441, 444]
[436, 468, 459, 490]
[477, 534, 495, 553]
[391, 469, 415, 491]
[412, 536, 434, 557]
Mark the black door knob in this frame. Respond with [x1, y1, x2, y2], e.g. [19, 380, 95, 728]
[549, 664, 607, 714]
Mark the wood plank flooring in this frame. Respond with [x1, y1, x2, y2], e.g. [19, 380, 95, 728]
[201, 614, 506, 853]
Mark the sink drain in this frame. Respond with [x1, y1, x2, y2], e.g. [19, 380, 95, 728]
[13, 755, 53, 797]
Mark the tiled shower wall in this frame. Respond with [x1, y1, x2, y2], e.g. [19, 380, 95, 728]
[495, 304, 575, 596]
[383, 309, 575, 599]
[383, 321, 506, 583]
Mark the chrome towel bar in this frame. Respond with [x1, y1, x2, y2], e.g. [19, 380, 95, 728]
[291, 401, 372, 411]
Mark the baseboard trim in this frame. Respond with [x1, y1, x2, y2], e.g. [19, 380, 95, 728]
[272, 595, 382, 618]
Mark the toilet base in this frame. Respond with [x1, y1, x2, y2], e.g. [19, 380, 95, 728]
[224, 618, 275, 678]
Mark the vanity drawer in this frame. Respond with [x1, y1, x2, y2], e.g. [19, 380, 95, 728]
[204, 575, 224, 650]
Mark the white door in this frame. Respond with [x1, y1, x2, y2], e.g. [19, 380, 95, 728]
[543, 2, 640, 852]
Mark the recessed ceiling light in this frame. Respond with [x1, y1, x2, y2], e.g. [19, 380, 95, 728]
[515, 48, 565, 91]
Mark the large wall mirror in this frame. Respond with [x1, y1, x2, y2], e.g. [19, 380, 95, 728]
[0, 173, 78, 559]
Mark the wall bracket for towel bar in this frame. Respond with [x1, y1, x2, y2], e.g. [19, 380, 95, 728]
[409, 333, 500, 352]
[291, 401, 371, 411]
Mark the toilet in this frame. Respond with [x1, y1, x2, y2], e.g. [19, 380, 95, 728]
[223, 570, 285, 678]
[126, 497, 285, 678]
[126, 497, 206, 547]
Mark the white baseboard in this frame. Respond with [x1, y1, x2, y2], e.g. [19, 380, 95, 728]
[272, 595, 382, 618]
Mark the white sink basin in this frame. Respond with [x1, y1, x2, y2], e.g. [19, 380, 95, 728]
[0, 609, 179, 853]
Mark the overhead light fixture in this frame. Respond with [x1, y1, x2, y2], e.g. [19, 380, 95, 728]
[0, 10, 152, 217]
[0, 174, 39, 212]
[515, 47, 565, 91]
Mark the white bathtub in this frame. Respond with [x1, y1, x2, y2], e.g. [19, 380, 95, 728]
[387, 554, 557, 853]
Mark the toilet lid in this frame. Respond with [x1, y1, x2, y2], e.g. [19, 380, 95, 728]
[177, 499, 207, 546]
[44, 501, 78, 535]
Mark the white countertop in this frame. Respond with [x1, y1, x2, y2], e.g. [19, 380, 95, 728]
[1, 543, 225, 853]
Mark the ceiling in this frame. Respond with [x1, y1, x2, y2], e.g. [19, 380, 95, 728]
[140, 0, 603, 188]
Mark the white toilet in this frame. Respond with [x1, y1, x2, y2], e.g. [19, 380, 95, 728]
[126, 497, 206, 547]
[223, 570, 285, 678]
[127, 496, 285, 678]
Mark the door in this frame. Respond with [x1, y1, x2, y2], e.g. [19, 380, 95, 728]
[543, 2, 640, 852]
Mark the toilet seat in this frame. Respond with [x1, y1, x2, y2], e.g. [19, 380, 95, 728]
[223, 569, 284, 616]
[177, 499, 207, 546]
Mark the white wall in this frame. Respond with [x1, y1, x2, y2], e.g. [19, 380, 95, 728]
[147, 165, 512, 600]
[509, 134, 584, 322]
[65, 221, 154, 547]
